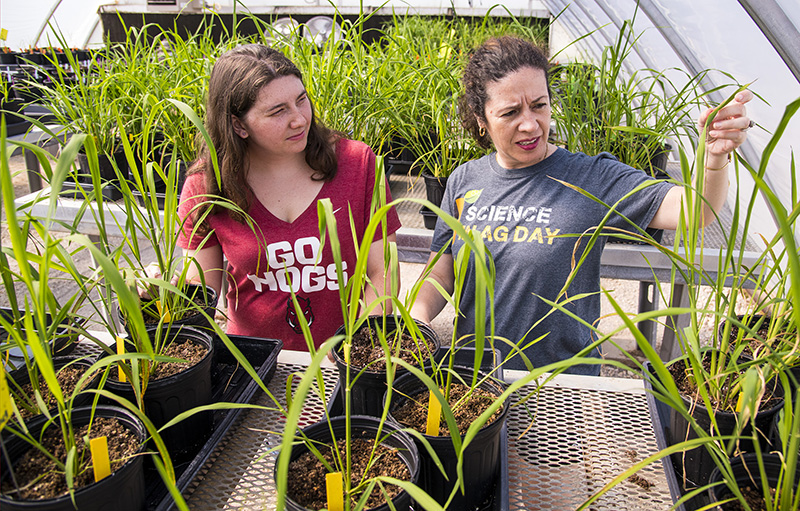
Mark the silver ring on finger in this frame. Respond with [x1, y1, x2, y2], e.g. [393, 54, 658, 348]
[741, 119, 755, 131]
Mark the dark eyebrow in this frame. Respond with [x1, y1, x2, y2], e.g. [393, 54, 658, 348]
[266, 90, 307, 113]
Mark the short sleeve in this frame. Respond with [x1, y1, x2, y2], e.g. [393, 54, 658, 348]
[355, 142, 402, 241]
[429, 168, 461, 254]
[177, 172, 220, 250]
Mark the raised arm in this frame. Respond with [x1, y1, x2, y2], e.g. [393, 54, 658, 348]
[649, 90, 754, 230]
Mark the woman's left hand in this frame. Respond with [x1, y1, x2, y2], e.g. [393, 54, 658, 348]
[698, 89, 754, 157]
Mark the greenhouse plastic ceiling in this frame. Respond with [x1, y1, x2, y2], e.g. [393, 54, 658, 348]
[543, 0, 800, 244]
[3, 0, 799, 242]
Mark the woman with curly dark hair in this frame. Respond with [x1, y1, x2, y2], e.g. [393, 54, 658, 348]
[411, 36, 753, 374]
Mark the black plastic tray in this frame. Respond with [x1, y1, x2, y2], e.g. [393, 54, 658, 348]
[328, 346, 509, 511]
[147, 334, 282, 511]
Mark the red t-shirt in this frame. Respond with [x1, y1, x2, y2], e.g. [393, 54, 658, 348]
[177, 139, 401, 351]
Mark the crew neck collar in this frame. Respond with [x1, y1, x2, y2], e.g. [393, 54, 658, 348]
[488, 146, 566, 178]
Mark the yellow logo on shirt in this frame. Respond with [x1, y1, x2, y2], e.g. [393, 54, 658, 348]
[464, 189, 483, 204]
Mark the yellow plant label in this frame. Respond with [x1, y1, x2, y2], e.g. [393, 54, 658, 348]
[90, 436, 111, 482]
[426, 390, 442, 436]
[155, 300, 171, 322]
[735, 392, 744, 412]
[116, 336, 126, 383]
[325, 472, 344, 511]
[0, 364, 12, 431]
[0, 29, 7, 41]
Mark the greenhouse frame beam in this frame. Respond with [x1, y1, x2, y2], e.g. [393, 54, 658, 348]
[591, 0, 661, 77]
[737, 0, 800, 85]
[635, 0, 719, 103]
[33, 0, 65, 47]
[547, 0, 607, 60]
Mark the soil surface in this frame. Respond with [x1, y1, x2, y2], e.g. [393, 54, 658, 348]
[392, 382, 502, 436]
[669, 355, 783, 412]
[723, 322, 771, 358]
[346, 325, 435, 372]
[15, 364, 96, 420]
[150, 338, 207, 380]
[1, 417, 141, 501]
[286, 436, 410, 510]
[140, 291, 210, 326]
[718, 486, 775, 510]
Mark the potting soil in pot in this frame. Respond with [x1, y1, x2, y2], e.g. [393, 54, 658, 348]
[104, 330, 214, 463]
[0, 417, 140, 500]
[392, 383, 503, 435]
[151, 339, 207, 379]
[670, 357, 783, 412]
[346, 326, 436, 371]
[140, 289, 215, 329]
[13, 364, 98, 421]
[714, 489, 771, 511]
[662, 354, 784, 497]
[286, 437, 410, 510]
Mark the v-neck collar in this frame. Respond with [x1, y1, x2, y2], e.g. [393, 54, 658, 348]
[248, 179, 329, 226]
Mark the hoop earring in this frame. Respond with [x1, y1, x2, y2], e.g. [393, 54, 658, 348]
[479, 126, 486, 138]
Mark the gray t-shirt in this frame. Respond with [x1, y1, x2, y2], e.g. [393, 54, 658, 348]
[430, 147, 673, 374]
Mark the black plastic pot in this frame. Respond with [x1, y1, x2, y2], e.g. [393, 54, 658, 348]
[707, 453, 798, 509]
[117, 283, 219, 338]
[644, 356, 784, 509]
[102, 326, 214, 462]
[716, 314, 772, 350]
[421, 171, 447, 208]
[332, 316, 440, 417]
[17, 52, 46, 66]
[277, 415, 420, 511]
[1, 307, 79, 369]
[790, 364, 800, 391]
[769, 408, 800, 463]
[378, 136, 416, 177]
[0, 405, 147, 511]
[1, 95, 24, 116]
[0, 51, 18, 64]
[387, 365, 509, 510]
[60, 150, 127, 201]
[420, 204, 438, 230]
[0, 95, 30, 136]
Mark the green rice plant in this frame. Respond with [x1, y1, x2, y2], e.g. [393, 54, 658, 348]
[378, 14, 473, 178]
[551, 90, 800, 507]
[19, 38, 123, 157]
[147, 15, 250, 165]
[3, 104, 289, 509]
[549, 14, 733, 177]
[0, 120, 192, 506]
